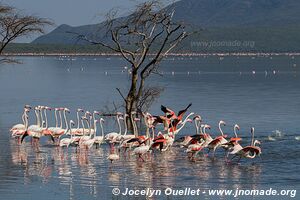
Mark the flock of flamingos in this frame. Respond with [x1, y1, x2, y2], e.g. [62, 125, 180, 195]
[10, 104, 262, 163]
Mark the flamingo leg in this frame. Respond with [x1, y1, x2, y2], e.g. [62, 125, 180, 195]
[138, 154, 145, 162]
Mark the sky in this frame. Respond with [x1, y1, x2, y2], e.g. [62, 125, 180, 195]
[1, 0, 174, 42]
[2, 0, 173, 27]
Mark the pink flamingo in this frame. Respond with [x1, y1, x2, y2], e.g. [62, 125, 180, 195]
[233, 127, 262, 162]
[223, 124, 243, 160]
[207, 120, 228, 157]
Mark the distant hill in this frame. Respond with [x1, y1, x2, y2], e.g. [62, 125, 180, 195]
[32, 0, 300, 52]
[170, 0, 300, 27]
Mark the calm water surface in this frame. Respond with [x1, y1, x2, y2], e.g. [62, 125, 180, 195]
[0, 55, 299, 199]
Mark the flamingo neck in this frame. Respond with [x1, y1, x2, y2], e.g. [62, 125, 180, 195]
[76, 111, 80, 129]
[44, 109, 48, 128]
[25, 114, 28, 130]
[123, 115, 128, 136]
[69, 122, 73, 139]
[234, 127, 238, 138]
[39, 110, 43, 127]
[143, 114, 150, 138]
[54, 110, 58, 128]
[100, 121, 104, 137]
[92, 113, 96, 129]
[21, 110, 25, 125]
[251, 129, 255, 146]
[81, 120, 85, 134]
[117, 115, 121, 134]
[34, 110, 39, 126]
[130, 113, 137, 136]
[199, 125, 204, 135]
[59, 110, 63, 128]
[23, 111, 29, 127]
[175, 113, 193, 134]
[63, 110, 68, 130]
[219, 123, 224, 136]
[94, 120, 97, 136]
[86, 121, 93, 138]
[194, 120, 199, 135]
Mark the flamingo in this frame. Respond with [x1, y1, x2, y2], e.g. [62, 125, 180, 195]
[107, 150, 120, 163]
[120, 135, 148, 152]
[69, 117, 86, 146]
[129, 112, 140, 138]
[132, 138, 152, 162]
[142, 112, 156, 139]
[59, 120, 75, 147]
[40, 106, 55, 141]
[51, 108, 70, 144]
[154, 103, 192, 130]
[70, 108, 84, 135]
[118, 114, 144, 151]
[83, 111, 100, 135]
[185, 123, 223, 160]
[11, 108, 30, 137]
[11, 108, 30, 143]
[47, 108, 60, 133]
[175, 115, 202, 147]
[185, 124, 212, 159]
[169, 112, 194, 135]
[104, 112, 123, 143]
[94, 118, 105, 148]
[10, 105, 31, 132]
[21, 106, 44, 145]
[117, 113, 135, 141]
[207, 120, 228, 157]
[79, 118, 96, 149]
[222, 124, 243, 160]
[233, 127, 262, 162]
[151, 113, 194, 152]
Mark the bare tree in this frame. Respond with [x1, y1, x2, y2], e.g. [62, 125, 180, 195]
[78, 0, 190, 134]
[0, 4, 52, 63]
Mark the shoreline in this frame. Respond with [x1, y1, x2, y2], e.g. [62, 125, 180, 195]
[2, 52, 300, 57]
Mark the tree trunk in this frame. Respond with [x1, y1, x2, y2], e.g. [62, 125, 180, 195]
[125, 69, 138, 135]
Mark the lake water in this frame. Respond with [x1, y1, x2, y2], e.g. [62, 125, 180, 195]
[0, 55, 299, 199]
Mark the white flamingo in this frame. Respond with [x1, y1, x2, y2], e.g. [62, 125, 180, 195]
[132, 139, 152, 162]
[70, 108, 85, 135]
[52, 108, 70, 144]
[79, 118, 96, 149]
[11, 108, 30, 138]
[59, 120, 75, 147]
[94, 118, 105, 147]
[118, 113, 138, 141]
[10, 105, 31, 132]
[104, 112, 123, 142]
[21, 106, 44, 145]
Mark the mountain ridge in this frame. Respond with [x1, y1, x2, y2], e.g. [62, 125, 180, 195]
[32, 0, 300, 51]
